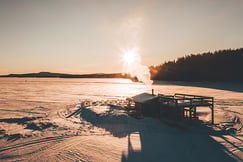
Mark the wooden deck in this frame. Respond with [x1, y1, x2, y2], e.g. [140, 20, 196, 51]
[158, 93, 214, 124]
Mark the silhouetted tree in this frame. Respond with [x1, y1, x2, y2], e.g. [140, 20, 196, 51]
[150, 48, 243, 83]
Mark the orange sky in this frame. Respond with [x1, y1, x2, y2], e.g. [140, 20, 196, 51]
[0, 0, 243, 75]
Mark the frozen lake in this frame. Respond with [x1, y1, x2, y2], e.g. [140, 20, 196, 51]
[0, 78, 242, 120]
[0, 78, 242, 161]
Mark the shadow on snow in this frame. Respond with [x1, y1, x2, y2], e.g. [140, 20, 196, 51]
[80, 106, 241, 162]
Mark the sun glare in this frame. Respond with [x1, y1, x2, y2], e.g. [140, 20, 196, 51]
[123, 50, 136, 64]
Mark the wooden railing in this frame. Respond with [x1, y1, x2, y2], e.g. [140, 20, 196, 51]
[158, 93, 214, 107]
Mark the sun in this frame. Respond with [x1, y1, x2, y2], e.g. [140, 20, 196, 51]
[122, 49, 136, 64]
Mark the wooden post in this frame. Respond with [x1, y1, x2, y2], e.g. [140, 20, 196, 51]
[211, 106, 214, 124]
[191, 106, 196, 119]
[189, 107, 192, 119]
[211, 98, 214, 124]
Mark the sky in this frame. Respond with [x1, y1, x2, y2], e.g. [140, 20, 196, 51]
[0, 0, 243, 75]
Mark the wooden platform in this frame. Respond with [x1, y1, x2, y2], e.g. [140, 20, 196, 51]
[158, 93, 214, 124]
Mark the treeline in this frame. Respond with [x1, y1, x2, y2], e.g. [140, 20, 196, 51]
[150, 48, 243, 83]
[0, 72, 138, 81]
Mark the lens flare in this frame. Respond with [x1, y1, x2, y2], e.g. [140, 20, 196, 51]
[122, 49, 137, 64]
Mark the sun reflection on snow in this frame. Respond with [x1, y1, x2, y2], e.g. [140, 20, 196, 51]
[128, 132, 142, 151]
[103, 80, 147, 99]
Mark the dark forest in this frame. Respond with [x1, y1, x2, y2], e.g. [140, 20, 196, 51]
[150, 48, 243, 83]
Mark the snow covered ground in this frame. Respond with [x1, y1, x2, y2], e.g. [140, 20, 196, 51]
[0, 78, 242, 161]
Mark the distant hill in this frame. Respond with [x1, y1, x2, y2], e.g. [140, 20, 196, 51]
[150, 48, 243, 83]
[0, 72, 138, 81]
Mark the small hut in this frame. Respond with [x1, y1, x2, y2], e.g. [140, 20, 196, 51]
[132, 93, 159, 117]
